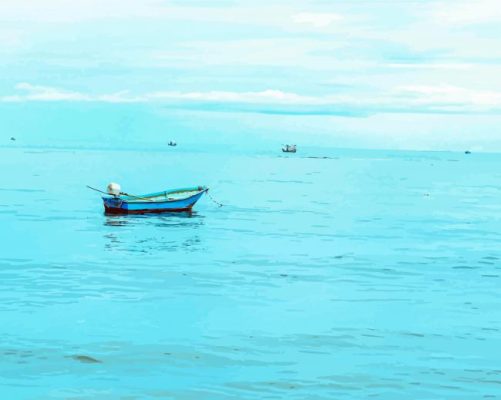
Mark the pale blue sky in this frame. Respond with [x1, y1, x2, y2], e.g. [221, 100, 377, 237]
[1, 0, 501, 150]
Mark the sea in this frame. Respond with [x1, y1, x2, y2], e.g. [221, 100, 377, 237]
[0, 144, 500, 399]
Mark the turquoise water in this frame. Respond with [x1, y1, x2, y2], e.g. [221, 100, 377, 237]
[1, 146, 500, 399]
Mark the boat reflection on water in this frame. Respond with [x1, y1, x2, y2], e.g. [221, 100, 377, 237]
[104, 217, 130, 227]
[103, 212, 205, 253]
[104, 210, 199, 226]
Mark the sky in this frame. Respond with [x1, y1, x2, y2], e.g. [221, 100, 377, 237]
[1, 0, 501, 151]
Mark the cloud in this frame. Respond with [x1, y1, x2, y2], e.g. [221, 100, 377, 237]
[7, 83, 90, 102]
[0, 1, 343, 31]
[149, 38, 344, 70]
[2, 83, 140, 103]
[432, 0, 501, 25]
[387, 63, 473, 71]
[2, 82, 501, 116]
[397, 84, 501, 110]
[292, 12, 343, 28]
[0, 0, 171, 22]
[1, 84, 314, 105]
[148, 89, 313, 103]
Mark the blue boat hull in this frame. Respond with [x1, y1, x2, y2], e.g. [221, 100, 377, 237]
[102, 188, 207, 214]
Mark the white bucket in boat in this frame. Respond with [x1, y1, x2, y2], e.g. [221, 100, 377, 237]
[107, 182, 121, 196]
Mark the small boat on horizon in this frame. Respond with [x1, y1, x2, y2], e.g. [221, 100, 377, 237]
[168, 141, 177, 147]
[97, 183, 208, 214]
[282, 144, 297, 153]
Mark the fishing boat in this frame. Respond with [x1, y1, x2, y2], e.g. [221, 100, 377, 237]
[282, 144, 297, 153]
[98, 183, 208, 214]
[168, 141, 177, 146]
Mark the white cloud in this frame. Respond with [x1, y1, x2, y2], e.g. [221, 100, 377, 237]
[0, 1, 343, 30]
[432, 0, 501, 25]
[2, 83, 138, 103]
[3, 82, 501, 115]
[0, 0, 171, 22]
[397, 84, 501, 110]
[1, 84, 315, 105]
[149, 38, 348, 70]
[148, 89, 313, 103]
[3, 83, 89, 102]
[292, 12, 343, 28]
[0, 29, 23, 49]
[387, 63, 473, 71]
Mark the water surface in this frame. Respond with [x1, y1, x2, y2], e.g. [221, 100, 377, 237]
[1, 146, 500, 399]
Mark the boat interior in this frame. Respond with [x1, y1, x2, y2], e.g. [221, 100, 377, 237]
[120, 187, 206, 203]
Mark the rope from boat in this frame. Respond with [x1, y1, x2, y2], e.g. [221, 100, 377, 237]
[206, 189, 224, 207]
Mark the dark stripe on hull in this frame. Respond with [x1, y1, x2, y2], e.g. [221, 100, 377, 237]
[104, 206, 193, 215]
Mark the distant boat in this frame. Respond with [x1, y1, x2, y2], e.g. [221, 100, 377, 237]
[10, 137, 16, 141]
[168, 141, 177, 147]
[465, 150, 471, 154]
[100, 184, 208, 214]
[282, 144, 297, 153]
